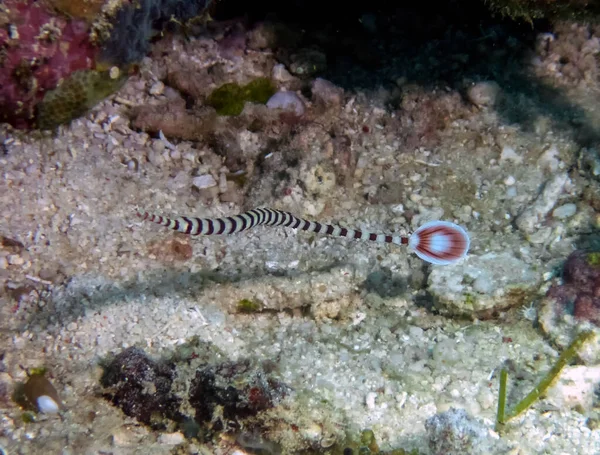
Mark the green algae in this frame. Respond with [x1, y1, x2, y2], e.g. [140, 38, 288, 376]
[586, 252, 600, 267]
[206, 78, 276, 116]
[328, 429, 421, 455]
[496, 330, 595, 430]
[21, 411, 36, 423]
[37, 68, 127, 130]
[28, 367, 47, 376]
[237, 298, 262, 313]
[360, 429, 379, 453]
[463, 293, 477, 308]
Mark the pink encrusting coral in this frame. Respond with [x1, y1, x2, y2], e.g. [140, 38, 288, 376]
[0, 0, 98, 128]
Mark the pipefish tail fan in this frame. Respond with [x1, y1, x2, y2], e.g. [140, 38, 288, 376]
[408, 220, 470, 265]
[137, 208, 470, 265]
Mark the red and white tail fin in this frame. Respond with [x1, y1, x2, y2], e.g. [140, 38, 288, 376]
[408, 221, 470, 265]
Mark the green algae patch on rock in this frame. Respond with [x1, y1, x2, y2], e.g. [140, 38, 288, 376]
[206, 78, 276, 116]
[236, 298, 262, 313]
[427, 252, 541, 318]
[37, 68, 127, 130]
[586, 252, 600, 267]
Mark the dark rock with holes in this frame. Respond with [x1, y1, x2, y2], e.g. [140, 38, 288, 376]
[545, 251, 600, 325]
[426, 408, 508, 455]
[100, 347, 183, 428]
[539, 250, 600, 365]
[189, 358, 289, 432]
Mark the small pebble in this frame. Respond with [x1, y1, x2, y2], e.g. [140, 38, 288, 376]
[149, 81, 165, 96]
[151, 140, 166, 153]
[301, 423, 323, 443]
[504, 175, 515, 186]
[192, 174, 217, 189]
[538, 145, 560, 172]
[126, 159, 139, 171]
[7, 255, 24, 266]
[552, 203, 577, 219]
[545, 365, 600, 411]
[311, 78, 343, 107]
[516, 172, 569, 234]
[466, 81, 501, 107]
[218, 173, 228, 193]
[157, 432, 185, 445]
[366, 391, 377, 409]
[147, 149, 164, 167]
[271, 63, 295, 82]
[112, 428, 138, 447]
[500, 146, 523, 164]
[266, 91, 305, 116]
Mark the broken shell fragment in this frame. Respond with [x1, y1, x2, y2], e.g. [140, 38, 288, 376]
[23, 373, 62, 414]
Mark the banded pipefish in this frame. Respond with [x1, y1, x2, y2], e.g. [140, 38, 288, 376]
[137, 208, 470, 265]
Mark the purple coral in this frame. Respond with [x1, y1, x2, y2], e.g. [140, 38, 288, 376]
[546, 251, 600, 325]
[0, 0, 98, 129]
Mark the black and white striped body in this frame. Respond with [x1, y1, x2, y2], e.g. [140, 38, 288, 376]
[137, 208, 410, 246]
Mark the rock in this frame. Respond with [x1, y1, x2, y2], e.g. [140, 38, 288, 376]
[289, 48, 327, 76]
[365, 391, 377, 410]
[149, 81, 165, 96]
[311, 78, 343, 108]
[499, 145, 523, 164]
[466, 81, 501, 108]
[504, 175, 515, 186]
[0, 373, 15, 406]
[247, 22, 278, 50]
[100, 347, 182, 425]
[7, 254, 24, 265]
[538, 145, 560, 172]
[112, 427, 142, 447]
[192, 174, 217, 190]
[428, 252, 541, 317]
[189, 359, 289, 428]
[271, 64, 295, 82]
[580, 147, 600, 177]
[147, 149, 165, 167]
[516, 173, 569, 234]
[266, 91, 305, 116]
[158, 431, 185, 445]
[426, 408, 506, 455]
[552, 203, 577, 219]
[302, 164, 336, 196]
[539, 251, 600, 364]
[545, 365, 600, 411]
[203, 264, 358, 317]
